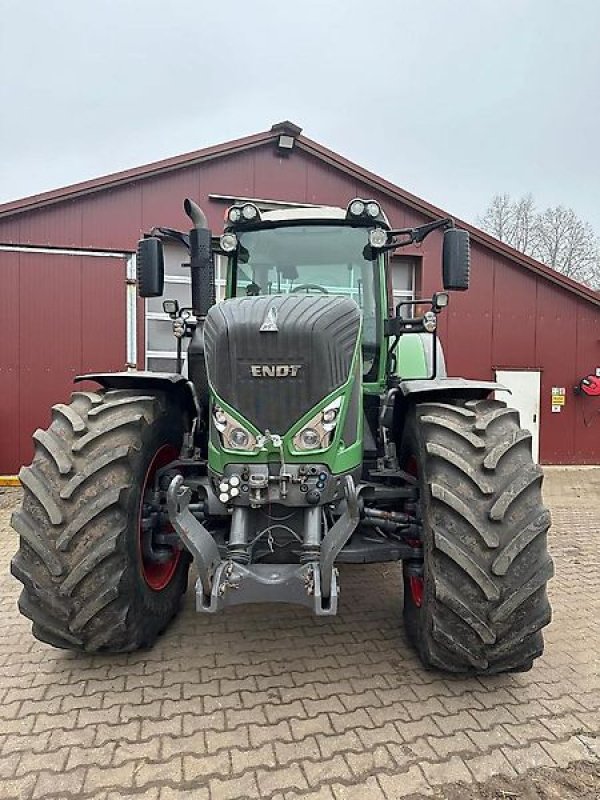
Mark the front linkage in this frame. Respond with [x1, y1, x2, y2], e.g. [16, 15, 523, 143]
[166, 473, 393, 615]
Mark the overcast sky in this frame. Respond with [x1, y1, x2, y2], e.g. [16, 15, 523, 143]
[1, 0, 599, 232]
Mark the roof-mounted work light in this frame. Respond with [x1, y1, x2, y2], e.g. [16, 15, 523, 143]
[347, 198, 382, 221]
[226, 203, 261, 225]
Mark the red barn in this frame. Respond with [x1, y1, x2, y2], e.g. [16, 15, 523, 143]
[1, 121, 599, 473]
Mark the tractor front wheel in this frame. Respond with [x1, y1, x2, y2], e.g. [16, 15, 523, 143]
[11, 389, 191, 652]
[401, 398, 553, 674]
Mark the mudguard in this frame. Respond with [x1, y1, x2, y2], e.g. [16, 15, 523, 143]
[393, 332, 507, 400]
[397, 377, 507, 400]
[74, 371, 199, 418]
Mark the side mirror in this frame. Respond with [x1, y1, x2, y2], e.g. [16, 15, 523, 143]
[136, 237, 164, 298]
[442, 228, 470, 291]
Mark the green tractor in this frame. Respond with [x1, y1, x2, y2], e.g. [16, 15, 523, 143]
[11, 197, 553, 673]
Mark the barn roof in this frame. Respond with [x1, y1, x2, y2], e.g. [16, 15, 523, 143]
[1, 121, 598, 308]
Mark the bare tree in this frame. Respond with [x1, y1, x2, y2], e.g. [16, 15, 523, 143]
[479, 194, 600, 290]
[478, 193, 515, 244]
[534, 206, 600, 287]
[512, 194, 537, 256]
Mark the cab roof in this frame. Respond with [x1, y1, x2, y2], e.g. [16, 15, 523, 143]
[233, 204, 391, 229]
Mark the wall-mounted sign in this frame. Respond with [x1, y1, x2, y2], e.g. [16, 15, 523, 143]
[552, 386, 567, 414]
[551, 387, 566, 413]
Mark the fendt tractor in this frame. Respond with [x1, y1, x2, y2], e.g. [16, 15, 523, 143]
[11, 197, 553, 674]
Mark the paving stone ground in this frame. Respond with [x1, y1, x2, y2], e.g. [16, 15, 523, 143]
[1, 469, 599, 800]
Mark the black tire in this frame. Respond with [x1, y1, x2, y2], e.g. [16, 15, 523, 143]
[11, 389, 191, 653]
[401, 398, 553, 674]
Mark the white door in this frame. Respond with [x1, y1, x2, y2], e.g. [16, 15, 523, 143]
[495, 370, 541, 463]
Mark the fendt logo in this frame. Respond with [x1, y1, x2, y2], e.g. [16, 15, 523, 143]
[250, 364, 302, 378]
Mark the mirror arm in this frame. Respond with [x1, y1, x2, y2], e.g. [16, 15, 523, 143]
[148, 227, 191, 250]
[385, 217, 455, 251]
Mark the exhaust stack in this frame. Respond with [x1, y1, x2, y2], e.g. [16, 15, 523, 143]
[184, 198, 214, 317]
[184, 198, 214, 413]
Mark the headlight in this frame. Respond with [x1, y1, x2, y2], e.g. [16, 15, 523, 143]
[423, 311, 437, 333]
[349, 199, 365, 216]
[229, 428, 252, 449]
[220, 232, 238, 252]
[366, 201, 380, 218]
[297, 428, 321, 450]
[293, 397, 343, 451]
[369, 228, 388, 248]
[242, 203, 259, 221]
[212, 405, 257, 451]
[228, 206, 241, 223]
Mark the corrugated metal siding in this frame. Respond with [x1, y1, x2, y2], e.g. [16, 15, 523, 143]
[200, 152, 255, 221]
[0, 219, 17, 243]
[306, 154, 359, 206]
[81, 184, 143, 251]
[0, 142, 599, 466]
[0, 249, 20, 472]
[573, 306, 600, 461]
[0, 250, 128, 473]
[80, 255, 128, 371]
[141, 169, 201, 233]
[31, 203, 81, 246]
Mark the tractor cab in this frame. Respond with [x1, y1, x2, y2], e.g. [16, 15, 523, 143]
[221, 201, 389, 388]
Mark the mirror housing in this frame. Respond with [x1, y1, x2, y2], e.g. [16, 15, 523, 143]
[442, 228, 470, 291]
[136, 237, 164, 298]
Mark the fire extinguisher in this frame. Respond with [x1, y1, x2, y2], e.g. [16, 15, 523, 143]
[574, 375, 600, 397]
[574, 374, 600, 427]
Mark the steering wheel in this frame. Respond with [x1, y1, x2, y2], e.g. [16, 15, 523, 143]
[291, 283, 329, 294]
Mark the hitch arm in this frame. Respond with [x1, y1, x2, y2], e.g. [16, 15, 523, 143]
[319, 476, 360, 600]
[167, 475, 221, 598]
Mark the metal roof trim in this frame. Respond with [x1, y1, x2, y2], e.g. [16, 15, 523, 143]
[0, 129, 275, 217]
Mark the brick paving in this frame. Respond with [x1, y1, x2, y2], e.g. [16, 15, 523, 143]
[1, 472, 599, 800]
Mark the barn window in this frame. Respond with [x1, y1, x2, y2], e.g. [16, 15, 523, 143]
[145, 246, 227, 372]
[389, 256, 418, 314]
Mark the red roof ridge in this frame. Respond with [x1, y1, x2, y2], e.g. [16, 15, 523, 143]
[0, 127, 275, 216]
[1, 123, 598, 308]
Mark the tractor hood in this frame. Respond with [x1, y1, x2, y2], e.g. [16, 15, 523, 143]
[203, 294, 361, 435]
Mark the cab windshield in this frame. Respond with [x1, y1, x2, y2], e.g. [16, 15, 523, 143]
[230, 224, 381, 378]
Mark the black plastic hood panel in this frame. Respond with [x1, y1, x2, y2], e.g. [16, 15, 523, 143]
[203, 295, 360, 433]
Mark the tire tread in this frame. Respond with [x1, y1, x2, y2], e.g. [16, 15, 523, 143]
[403, 398, 553, 674]
[10, 388, 189, 653]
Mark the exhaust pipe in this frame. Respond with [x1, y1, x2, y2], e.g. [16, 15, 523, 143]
[184, 198, 214, 317]
[184, 198, 208, 230]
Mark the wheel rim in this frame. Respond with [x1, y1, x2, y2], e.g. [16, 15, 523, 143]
[408, 575, 424, 608]
[405, 454, 424, 608]
[139, 444, 180, 590]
